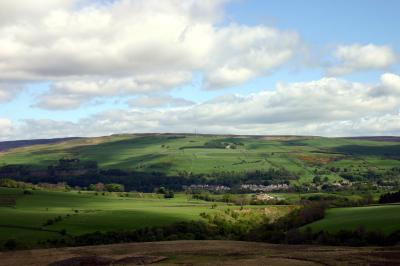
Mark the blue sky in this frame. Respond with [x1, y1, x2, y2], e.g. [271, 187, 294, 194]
[228, 0, 400, 44]
[0, 0, 399, 140]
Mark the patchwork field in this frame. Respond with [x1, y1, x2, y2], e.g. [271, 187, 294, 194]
[1, 134, 400, 183]
[305, 204, 400, 234]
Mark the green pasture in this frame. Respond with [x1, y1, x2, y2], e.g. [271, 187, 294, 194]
[0, 187, 284, 246]
[304, 204, 400, 234]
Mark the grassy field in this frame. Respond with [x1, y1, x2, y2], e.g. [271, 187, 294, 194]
[304, 204, 400, 234]
[0, 187, 294, 246]
[1, 134, 399, 183]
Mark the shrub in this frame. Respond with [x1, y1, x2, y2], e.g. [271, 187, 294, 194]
[379, 190, 400, 204]
[23, 190, 33, 195]
[164, 191, 174, 199]
[4, 239, 17, 250]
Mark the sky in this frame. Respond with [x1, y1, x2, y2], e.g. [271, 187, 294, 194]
[0, 0, 399, 140]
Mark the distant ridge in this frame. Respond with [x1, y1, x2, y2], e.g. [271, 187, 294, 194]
[343, 136, 400, 142]
[0, 137, 82, 151]
[1, 134, 399, 153]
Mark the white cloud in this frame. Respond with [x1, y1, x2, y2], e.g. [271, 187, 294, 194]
[5, 74, 400, 139]
[380, 73, 400, 94]
[34, 72, 192, 109]
[0, 0, 74, 25]
[327, 44, 397, 76]
[369, 73, 400, 97]
[1, 1, 399, 140]
[127, 95, 195, 108]
[203, 25, 299, 89]
[0, 118, 13, 140]
[0, 0, 301, 106]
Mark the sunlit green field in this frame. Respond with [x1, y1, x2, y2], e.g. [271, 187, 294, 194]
[0, 187, 292, 246]
[304, 204, 400, 234]
[1, 134, 399, 183]
[0, 187, 213, 244]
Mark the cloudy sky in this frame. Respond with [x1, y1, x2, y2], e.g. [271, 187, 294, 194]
[0, 0, 399, 140]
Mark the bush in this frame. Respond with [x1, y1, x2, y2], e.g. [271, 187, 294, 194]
[164, 190, 174, 199]
[4, 239, 17, 250]
[379, 190, 400, 204]
[104, 183, 125, 192]
[23, 190, 33, 195]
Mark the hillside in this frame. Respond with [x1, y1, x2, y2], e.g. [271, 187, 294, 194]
[0, 134, 399, 185]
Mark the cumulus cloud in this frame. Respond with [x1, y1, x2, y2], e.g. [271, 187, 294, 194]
[1, 0, 399, 140]
[127, 95, 195, 108]
[203, 25, 299, 89]
[327, 44, 397, 76]
[0, 0, 74, 25]
[0, 118, 13, 140]
[5, 74, 400, 140]
[0, 0, 301, 106]
[34, 72, 192, 109]
[380, 73, 400, 94]
[369, 73, 400, 97]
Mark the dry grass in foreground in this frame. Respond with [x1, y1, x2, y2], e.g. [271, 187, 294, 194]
[0, 240, 399, 266]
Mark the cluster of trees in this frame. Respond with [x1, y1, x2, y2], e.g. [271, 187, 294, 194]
[379, 190, 400, 204]
[0, 178, 129, 194]
[43, 216, 63, 226]
[0, 178, 70, 191]
[88, 183, 125, 192]
[0, 178, 36, 189]
[191, 192, 287, 206]
[156, 187, 174, 198]
[303, 193, 374, 207]
[207, 169, 297, 187]
[339, 167, 400, 183]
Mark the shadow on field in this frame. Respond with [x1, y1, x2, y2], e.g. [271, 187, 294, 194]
[59, 135, 173, 168]
[101, 153, 168, 170]
[332, 144, 400, 156]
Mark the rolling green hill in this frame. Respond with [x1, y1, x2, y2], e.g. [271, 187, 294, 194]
[304, 204, 400, 234]
[1, 134, 399, 184]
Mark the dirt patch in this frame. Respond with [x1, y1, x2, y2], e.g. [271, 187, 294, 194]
[48, 255, 167, 266]
[113, 256, 167, 265]
[368, 250, 400, 260]
[48, 256, 113, 266]
[297, 155, 338, 165]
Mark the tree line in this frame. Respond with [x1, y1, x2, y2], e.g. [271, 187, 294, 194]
[379, 190, 400, 204]
[0, 159, 298, 192]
